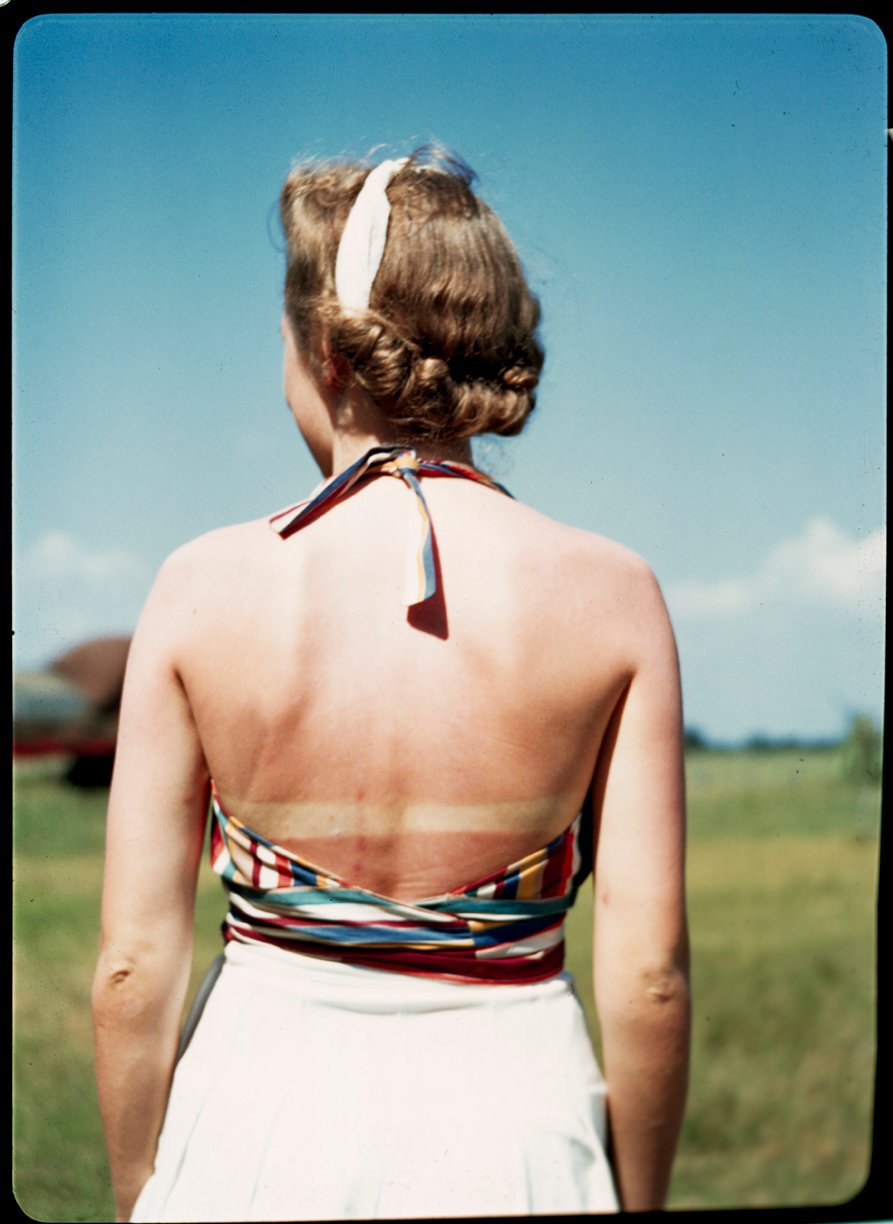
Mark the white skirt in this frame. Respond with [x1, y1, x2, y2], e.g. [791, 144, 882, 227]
[131, 942, 619, 1220]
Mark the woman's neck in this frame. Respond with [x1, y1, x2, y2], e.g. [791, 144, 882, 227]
[329, 429, 473, 476]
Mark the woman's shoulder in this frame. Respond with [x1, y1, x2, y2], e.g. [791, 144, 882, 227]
[160, 516, 275, 570]
[501, 499, 674, 660]
[130, 518, 279, 657]
[508, 497, 662, 592]
[143, 518, 277, 617]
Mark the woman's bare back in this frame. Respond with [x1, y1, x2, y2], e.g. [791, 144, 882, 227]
[162, 470, 658, 900]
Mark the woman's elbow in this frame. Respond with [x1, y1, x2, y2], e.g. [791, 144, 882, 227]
[642, 926, 690, 1003]
[639, 962, 691, 1008]
[93, 951, 150, 1024]
[596, 950, 691, 1025]
[92, 944, 187, 1029]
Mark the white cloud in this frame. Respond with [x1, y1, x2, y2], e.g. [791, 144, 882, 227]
[665, 518, 886, 622]
[14, 531, 152, 666]
[20, 530, 148, 584]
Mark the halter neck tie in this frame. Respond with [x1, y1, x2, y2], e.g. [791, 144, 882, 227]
[269, 446, 511, 606]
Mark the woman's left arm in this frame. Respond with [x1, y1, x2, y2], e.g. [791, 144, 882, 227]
[92, 553, 210, 1223]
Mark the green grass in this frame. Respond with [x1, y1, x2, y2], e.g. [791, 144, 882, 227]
[568, 745, 879, 1209]
[13, 749, 880, 1219]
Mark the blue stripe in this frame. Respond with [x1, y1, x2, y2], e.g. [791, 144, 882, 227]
[499, 870, 520, 899]
[226, 911, 474, 947]
[430, 894, 571, 918]
[467, 914, 558, 950]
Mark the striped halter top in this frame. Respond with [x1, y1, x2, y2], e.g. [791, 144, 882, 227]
[211, 788, 592, 985]
[210, 445, 593, 984]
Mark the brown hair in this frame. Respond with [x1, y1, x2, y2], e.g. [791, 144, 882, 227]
[279, 146, 544, 441]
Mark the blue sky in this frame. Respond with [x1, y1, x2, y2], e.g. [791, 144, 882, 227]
[12, 13, 886, 743]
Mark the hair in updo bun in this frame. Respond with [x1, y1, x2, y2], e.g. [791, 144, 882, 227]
[279, 146, 544, 441]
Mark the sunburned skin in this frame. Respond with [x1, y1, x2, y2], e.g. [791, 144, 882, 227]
[175, 475, 656, 903]
[212, 792, 582, 901]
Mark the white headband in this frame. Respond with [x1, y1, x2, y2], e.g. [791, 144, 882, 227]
[334, 157, 409, 314]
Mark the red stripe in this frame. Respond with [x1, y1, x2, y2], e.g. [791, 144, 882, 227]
[274, 850, 294, 887]
[250, 841, 263, 888]
[540, 828, 574, 897]
[224, 927, 566, 984]
[330, 941, 565, 983]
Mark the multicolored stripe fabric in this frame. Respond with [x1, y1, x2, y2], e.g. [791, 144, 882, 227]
[210, 788, 592, 985]
[269, 445, 512, 606]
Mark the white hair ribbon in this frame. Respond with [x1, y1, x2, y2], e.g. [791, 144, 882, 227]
[334, 157, 409, 314]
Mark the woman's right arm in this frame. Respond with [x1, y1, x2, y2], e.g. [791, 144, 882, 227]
[590, 560, 691, 1212]
[92, 552, 210, 1222]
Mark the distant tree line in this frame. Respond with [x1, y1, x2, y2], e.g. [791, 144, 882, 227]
[684, 713, 883, 782]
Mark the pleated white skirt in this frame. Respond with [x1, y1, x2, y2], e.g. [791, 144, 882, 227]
[131, 941, 619, 1220]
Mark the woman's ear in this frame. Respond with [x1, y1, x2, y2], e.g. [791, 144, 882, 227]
[320, 337, 352, 390]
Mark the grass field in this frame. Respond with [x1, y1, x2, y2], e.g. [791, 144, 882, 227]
[13, 746, 879, 1220]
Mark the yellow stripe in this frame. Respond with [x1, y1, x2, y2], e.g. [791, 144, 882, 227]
[516, 854, 548, 900]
